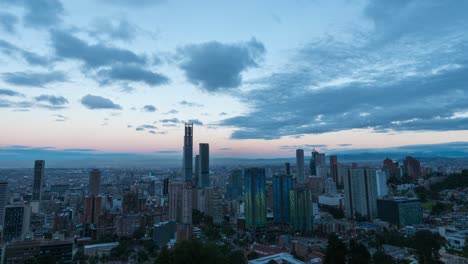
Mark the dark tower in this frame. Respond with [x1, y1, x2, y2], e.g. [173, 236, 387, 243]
[183, 123, 193, 182]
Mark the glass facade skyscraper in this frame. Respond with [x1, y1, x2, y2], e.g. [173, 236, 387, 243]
[244, 168, 266, 230]
[273, 175, 292, 225]
[289, 188, 314, 233]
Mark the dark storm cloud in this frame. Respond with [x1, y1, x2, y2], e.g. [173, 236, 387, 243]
[0, 11, 18, 33]
[35, 95, 68, 106]
[2, 71, 66, 87]
[0, 89, 24, 97]
[220, 0, 468, 140]
[142, 105, 157, 112]
[179, 100, 203, 107]
[178, 38, 265, 92]
[1, 0, 64, 28]
[81, 94, 122, 110]
[97, 64, 168, 86]
[50, 30, 146, 69]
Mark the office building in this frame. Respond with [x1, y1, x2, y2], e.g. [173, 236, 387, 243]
[289, 188, 314, 233]
[244, 168, 266, 230]
[296, 149, 305, 183]
[205, 187, 224, 224]
[183, 123, 193, 182]
[0, 182, 7, 228]
[227, 169, 243, 199]
[343, 168, 378, 220]
[83, 195, 105, 224]
[3, 205, 31, 242]
[199, 143, 209, 188]
[273, 175, 293, 225]
[377, 197, 422, 226]
[310, 150, 326, 178]
[88, 169, 101, 196]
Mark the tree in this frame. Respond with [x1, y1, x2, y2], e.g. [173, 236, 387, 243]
[372, 251, 395, 264]
[349, 239, 371, 264]
[228, 250, 247, 264]
[324, 233, 347, 264]
[412, 230, 444, 263]
[155, 245, 170, 264]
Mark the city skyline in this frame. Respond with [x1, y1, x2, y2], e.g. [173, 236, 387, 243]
[1, 0, 468, 159]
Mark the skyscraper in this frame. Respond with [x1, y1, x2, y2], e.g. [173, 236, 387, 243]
[310, 150, 326, 177]
[194, 154, 200, 183]
[32, 160, 45, 202]
[376, 169, 388, 197]
[285, 162, 291, 176]
[227, 169, 243, 199]
[273, 175, 292, 225]
[289, 188, 314, 233]
[329, 155, 340, 186]
[344, 168, 378, 220]
[88, 169, 101, 196]
[296, 149, 305, 183]
[0, 181, 7, 228]
[168, 182, 192, 224]
[403, 156, 421, 180]
[183, 123, 193, 182]
[244, 168, 266, 230]
[199, 143, 209, 188]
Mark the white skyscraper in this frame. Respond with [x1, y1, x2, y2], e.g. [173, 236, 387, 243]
[344, 168, 378, 220]
[376, 169, 388, 197]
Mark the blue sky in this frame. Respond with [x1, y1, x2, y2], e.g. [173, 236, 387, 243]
[0, 0, 467, 159]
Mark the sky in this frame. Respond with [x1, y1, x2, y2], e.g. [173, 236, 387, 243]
[0, 0, 467, 160]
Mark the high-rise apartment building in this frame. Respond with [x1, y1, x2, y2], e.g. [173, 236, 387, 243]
[344, 168, 378, 220]
[199, 143, 209, 188]
[296, 149, 305, 183]
[168, 182, 192, 225]
[88, 169, 101, 196]
[183, 123, 193, 182]
[403, 156, 421, 180]
[329, 155, 341, 186]
[376, 170, 388, 197]
[244, 168, 266, 230]
[4, 205, 31, 242]
[273, 175, 292, 225]
[285, 162, 291, 176]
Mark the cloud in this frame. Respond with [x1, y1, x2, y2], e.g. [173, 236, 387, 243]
[0, 11, 18, 33]
[160, 118, 181, 125]
[1, 0, 64, 28]
[2, 71, 66, 87]
[0, 89, 24, 97]
[188, 119, 203, 126]
[148, 130, 156, 134]
[279, 144, 328, 151]
[99, 0, 165, 7]
[0, 40, 49, 66]
[53, 114, 67, 122]
[219, 112, 228, 116]
[97, 64, 168, 86]
[179, 100, 203, 107]
[154, 150, 179, 154]
[88, 17, 137, 42]
[220, 0, 468, 140]
[135, 127, 144, 131]
[81, 94, 122, 110]
[142, 104, 157, 112]
[50, 30, 146, 69]
[35, 95, 68, 105]
[337, 144, 352, 147]
[219, 148, 232, 151]
[178, 38, 265, 92]
[164, 109, 178, 115]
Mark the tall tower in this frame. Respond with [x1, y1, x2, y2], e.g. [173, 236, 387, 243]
[329, 155, 340, 186]
[0, 181, 7, 228]
[199, 143, 209, 188]
[273, 175, 292, 225]
[32, 160, 45, 202]
[311, 149, 326, 178]
[88, 169, 101, 196]
[194, 155, 200, 183]
[183, 123, 193, 182]
[244, 168, 266, 230]
[296, 149, 305, 183]
[289, 188, 314, 233]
